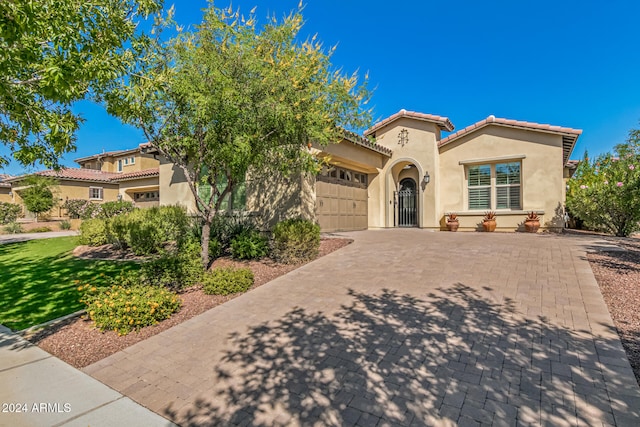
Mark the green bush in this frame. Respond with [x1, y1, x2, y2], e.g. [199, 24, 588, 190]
[140, 240, 203, 289]
[60, 220, 72, 230]
[107, 213, 131, 250]
[30, 226, 52, 233]
[3, 222, 23, 234]
[209, 238, 223, 260]
[209, 213, 258, 252]
[79, 219, 109, 246]
[63, 199, 103, 219]
[271, 219, 320, 264]
[0, 202, 21, 224]
[230, 230, 269, 260]
[202, 267, 254, 295]
[125, 209, 160, 255]
[119, 206, 191, 255]
[100, 200, 135, 218]
[156, 205, 191, 247]
[78, 280, 182, 336]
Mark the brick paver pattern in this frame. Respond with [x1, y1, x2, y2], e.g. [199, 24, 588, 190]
[84, 230, 640, 426]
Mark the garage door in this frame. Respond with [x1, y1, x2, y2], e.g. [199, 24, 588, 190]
[315, 178, 368, 232]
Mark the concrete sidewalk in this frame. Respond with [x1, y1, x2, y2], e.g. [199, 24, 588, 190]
[0, 325, 175, 427]
[0, 231, 78, 245]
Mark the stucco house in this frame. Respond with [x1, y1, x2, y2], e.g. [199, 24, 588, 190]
[159, 110, 581, 232]
[6, 143, 160, 218]
[0, 174, 13, 203]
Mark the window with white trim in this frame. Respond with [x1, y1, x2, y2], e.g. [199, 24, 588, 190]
[89, 187, 103, 200]
[117, 159, 123, 172]
[496, 162, 521, 209]
[468, 165, 491, 210]
[467, 162, 521, 210]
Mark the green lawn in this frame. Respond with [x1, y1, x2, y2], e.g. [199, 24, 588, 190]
[0, 236, 138, 331]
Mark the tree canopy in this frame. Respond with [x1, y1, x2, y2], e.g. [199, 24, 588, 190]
[106, 4, 372, 266]
[566, 128, 640, 237]
[0, 0, 163, 168]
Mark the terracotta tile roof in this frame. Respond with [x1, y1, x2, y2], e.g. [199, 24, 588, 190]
[438, 115, 582, 164]
[111, 168, 159, 181]
[364, 109, 455, 136]
[32, 168, 121, 182]
[342, 130, 393, 157]
[7, 167, 160, 184]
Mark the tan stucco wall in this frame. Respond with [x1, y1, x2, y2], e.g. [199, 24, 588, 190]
[438, 126, 566, 231]
[246, 171, 314, 231]
[316, 141, 385, 172]
[78, 152, 159, 173]
[118, 177, 160, 201]
[158, 160, 197, 213]
[11, 180, 119, 218]
[0, 187, 12, 203]
[369, 118, 441, 228]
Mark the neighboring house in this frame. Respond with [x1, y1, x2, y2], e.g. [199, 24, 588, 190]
[0, 174, 13, 203]
[159, 110, 582, 232]
[6, 143, 160, 218]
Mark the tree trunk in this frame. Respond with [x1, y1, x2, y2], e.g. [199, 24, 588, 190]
[201, 220, 211, 269]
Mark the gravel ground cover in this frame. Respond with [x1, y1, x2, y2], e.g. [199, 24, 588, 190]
[26, 238, 352, 368]
[585, 234, 640, 385]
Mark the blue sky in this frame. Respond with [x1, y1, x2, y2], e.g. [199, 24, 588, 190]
[3, 0, 640, 175]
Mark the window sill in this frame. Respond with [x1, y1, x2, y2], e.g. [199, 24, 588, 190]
[452, 210, 544, 216]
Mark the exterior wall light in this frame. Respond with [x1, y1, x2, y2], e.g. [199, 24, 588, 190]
[423, 172, 430, 185]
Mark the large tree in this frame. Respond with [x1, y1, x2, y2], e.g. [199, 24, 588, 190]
[0, 0, 163, 168]
[106, 4, 371, 266]
[566, 128, 640, 237]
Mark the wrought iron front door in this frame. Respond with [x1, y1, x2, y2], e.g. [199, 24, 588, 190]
[397, 178, 417, 227]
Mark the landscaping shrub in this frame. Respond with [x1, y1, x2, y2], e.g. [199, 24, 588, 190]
[140, 240, 203, 289]
[0, 202, 21, 224]
[30, 226, 52, 233]
[271, 219, 320, 264]
[63, 199, 103, 219]
[122, 206, 191, 255]
[79, 218, 109, 246]
[209, 213, 258, 252]
[209, 238, 223, 260]
[78, 280, 182, 336]
[230, 230, 269, 260]
[3, 222, 23, 234]
[156, 205, 191, 247]
[60, 220, 72, 230]
[100, 200, 135, 218]
[125, 208, 161, 255]
[202, 267, 254, 295]
[107, 213, 131, 250]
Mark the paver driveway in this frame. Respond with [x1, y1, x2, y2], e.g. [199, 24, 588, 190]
[85, 230, 640, 426]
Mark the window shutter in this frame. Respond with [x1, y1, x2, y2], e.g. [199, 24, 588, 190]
[469, 187, 491, 210]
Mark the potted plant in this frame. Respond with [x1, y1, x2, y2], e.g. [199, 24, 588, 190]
[446, 213, 459, 232]
[524, 211, 540, 233]
[482, 211, 497, 232]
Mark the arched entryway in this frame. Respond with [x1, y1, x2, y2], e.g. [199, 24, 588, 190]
[397, 177, 417, 227]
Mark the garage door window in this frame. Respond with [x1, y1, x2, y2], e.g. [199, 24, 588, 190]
[320, 166, 367, 188]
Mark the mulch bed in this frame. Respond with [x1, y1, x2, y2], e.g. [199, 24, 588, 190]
[26, 238, 352, 368]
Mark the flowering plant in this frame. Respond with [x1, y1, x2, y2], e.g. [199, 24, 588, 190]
[566, 131, 640, 236]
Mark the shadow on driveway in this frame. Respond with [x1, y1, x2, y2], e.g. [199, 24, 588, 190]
[164, 284, 636, 426]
